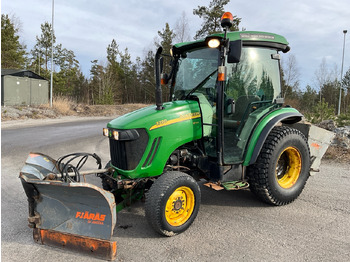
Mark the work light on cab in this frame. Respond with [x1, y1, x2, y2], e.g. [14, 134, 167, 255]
[221, 12, 234, 28]
[208, 38, 220, 48]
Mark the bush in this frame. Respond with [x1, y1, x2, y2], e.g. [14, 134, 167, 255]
[335, 113, 350, 127]
[305, 99, 335, 124]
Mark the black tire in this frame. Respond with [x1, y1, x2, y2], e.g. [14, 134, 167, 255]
[145, 171, 201, 236]
[247, 126, 310, 206]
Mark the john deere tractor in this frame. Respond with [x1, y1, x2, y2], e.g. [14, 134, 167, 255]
[20, 12, 334, 260]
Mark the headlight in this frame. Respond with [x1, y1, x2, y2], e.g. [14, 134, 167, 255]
[103, 128, 109, 137]
[112, 130, 119, 140]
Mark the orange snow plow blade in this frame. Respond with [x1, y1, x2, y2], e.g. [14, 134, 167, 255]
[34, 229, 117, 260]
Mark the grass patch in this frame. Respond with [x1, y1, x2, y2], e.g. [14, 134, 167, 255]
[41, 97, 76, 116]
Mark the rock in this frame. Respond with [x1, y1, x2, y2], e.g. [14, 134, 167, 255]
[334, 126, 350, 138]
[316, 120, 350, 150]
[317, 120, 337, 131]
[332, 126, 350, 149]
[2, 106, 57, 120]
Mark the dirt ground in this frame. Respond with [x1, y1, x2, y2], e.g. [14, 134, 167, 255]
[1, 103, 149, 121]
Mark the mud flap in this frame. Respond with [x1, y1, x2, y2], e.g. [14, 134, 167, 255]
[20, 153, 117, 260]
[307, 125, 335, 174]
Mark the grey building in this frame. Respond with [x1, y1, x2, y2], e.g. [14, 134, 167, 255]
[1, 69, 49, 106]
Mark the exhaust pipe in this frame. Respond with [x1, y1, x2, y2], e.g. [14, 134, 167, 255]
[155, 46, 164, 110]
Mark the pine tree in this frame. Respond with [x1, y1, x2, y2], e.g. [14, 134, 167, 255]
[193, 0, 241, 39]
[157, 23, 175, 55]
[31, 22, 56, 72]
[342, 68, 350, 114]
[156, 23, 175, 76]
[1, 14, 27, 68]
[106, 39, 123, 103]
[29, 21, 83, 98]
[342, 67, 350, 94]
[119, 48, 133, 103]
[140, 50, 156, 103]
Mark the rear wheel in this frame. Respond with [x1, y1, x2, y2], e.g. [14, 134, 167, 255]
[247, 126, 310, 206]
[145, 171, 201, 236]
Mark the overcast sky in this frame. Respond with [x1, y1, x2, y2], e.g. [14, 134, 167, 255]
[2, 0, 349, 89]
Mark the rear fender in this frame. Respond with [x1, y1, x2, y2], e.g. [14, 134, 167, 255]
[243, 109, 302, 166]
[243, 110, 335, 173]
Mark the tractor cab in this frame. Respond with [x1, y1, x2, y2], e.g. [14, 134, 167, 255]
[163, 16, 290, 168]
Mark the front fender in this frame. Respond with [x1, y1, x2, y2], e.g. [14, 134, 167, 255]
[243, 108, 303, 166]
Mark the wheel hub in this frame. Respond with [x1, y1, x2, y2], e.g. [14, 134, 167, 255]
[275, 146, 302, 189]
[165, 186, 195, 226]
[173, 197, 184, 212]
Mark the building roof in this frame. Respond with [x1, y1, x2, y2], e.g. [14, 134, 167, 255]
[1, 69, 47, 80]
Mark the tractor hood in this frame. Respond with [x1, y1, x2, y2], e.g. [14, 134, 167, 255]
[106, 100, 203, 178]
[107, 100, 202, 133]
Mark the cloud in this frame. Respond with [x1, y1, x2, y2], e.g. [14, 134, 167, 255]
[2, 0, 349, 84]
[230, 0, 350, 87]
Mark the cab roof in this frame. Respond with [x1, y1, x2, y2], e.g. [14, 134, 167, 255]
[173, 31, 290, 53]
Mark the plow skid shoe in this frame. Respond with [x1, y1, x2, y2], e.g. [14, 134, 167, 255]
[20, 153, 117, 260]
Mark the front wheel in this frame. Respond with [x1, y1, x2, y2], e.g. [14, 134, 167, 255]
[247, 126, 310, 206]
[145, 171, 201, 236]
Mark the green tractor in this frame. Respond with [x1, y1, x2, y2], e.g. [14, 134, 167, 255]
[20, 12, 334, 260]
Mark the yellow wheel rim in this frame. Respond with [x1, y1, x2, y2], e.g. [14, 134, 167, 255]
[275, 147, 302, 189]
[165, 186, 195, 226]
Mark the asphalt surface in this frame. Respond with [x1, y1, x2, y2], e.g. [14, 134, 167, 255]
[1, 118, 350, 262]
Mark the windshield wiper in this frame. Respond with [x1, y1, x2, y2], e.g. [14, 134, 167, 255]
[185, 69, 217, 99]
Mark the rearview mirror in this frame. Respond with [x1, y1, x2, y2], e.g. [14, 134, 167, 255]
[227, 40, 242, 63]
[227, 98, 235, 115]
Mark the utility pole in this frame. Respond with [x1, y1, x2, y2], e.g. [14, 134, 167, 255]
[338, 30, 347, 115]
[50, 0, 55, 107]
[38, 50, 40, 75]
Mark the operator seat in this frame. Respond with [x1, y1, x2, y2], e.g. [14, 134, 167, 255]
[224, 95, 260, 128]
[231, 95, 260, 121]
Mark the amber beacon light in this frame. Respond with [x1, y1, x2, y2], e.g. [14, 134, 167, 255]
[221, 12, 234, 28]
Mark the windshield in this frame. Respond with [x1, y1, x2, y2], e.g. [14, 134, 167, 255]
[172, 48, 219, 100]
[172, 46, 282, 101]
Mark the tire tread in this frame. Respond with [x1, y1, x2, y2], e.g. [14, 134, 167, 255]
[247, 126, 310, 206]
[145, 171, 200, 236]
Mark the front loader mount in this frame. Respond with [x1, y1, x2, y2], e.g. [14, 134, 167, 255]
[20, 153, 117, 260]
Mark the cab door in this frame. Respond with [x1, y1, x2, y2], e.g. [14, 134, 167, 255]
[223, 47, 282, 164]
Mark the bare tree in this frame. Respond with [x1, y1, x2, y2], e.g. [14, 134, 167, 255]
[314, 58, 332, 101]
[282, 54, 300, 98]
[174, 11, 191, 43]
